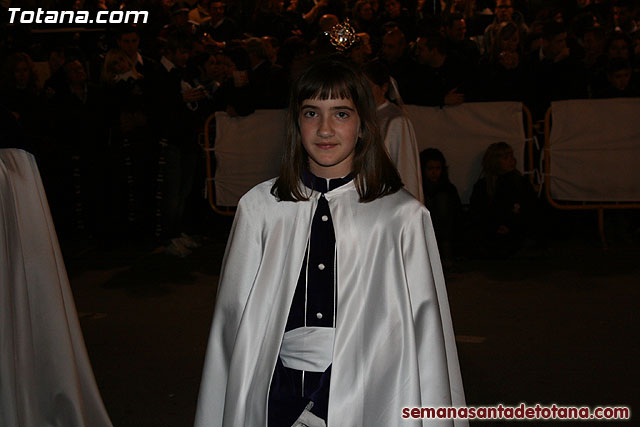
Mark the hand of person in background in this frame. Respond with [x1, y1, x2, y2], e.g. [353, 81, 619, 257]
[444, 87, 464, 105]
[182, 87, 208, 103]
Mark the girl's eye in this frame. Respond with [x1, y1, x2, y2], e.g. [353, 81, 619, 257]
[336, 111, 350, 119]
[303, 110, 317, 118]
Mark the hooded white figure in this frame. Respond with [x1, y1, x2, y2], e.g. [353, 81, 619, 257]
[364, 63, 424, 203]
[195, 58, 467, 427]
[0, 148, 113, 427]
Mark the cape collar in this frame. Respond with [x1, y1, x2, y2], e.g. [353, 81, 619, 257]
[302, 169, 354, 194]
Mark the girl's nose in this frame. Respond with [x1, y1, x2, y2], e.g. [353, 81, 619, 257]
[317, 117, 334, 137]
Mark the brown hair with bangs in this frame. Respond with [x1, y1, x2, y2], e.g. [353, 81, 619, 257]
[271, 56, 402, 202]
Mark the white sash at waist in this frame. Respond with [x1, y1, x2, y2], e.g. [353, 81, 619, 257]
[279, 326, 335, 372]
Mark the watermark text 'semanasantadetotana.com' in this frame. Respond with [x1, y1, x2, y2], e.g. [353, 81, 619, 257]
[8, 8, 148, 25]
[402, 403, 631, 421]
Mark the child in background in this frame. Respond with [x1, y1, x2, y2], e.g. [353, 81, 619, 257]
[420, 148, 462, 263]
[470, 141, 537, 257]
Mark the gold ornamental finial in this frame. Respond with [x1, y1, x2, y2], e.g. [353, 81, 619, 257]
[324, 19, 359, 52]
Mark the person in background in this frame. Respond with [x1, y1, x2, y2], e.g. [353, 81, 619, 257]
[101, 48, 143, 84]
[483, 0, 528, 54]
[101, 48, 154, 239]
[377, 27, 413, 97]
[245, 36, 288, 108]
[189, 0, 212, 24]
[363, 59, 423, 202]
[277, 35, 312, 83]
[470, 141, 537, 258]
[202, 0, 243, 43]
[262, 35, 281, 64]
[420, 148, 462, 264]
[380, 0, 415, 41]
[348, 32, 373, 65]
[444, 12, 481, 66]
[351, 0, 377, 35]
[611, 0, 638, 35]
[116, 25, 158, 81]
[480, 20, 526, 101]
[0, 52, 45, 152]
[593, 57, 639, 97]
[152, 33, 204, 256]
[605, 31, 633, 61]
[158, 2, 201, 42]
[407, 30, 475, 106]
[49, 58, 110, 241]
[579, 25, 608, 96]
[523, 21, 588, 120]
[43, 46, 68, 98]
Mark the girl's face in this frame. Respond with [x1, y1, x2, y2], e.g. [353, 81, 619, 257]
[497, 149, 516, 173]
[299, 97, 361, 178]
[425, 160, 443, 183]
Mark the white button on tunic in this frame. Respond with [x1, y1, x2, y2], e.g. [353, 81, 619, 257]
[316, 312, 323, 319]
[321, 215, 328, 222]
[318, 263, 325, 270]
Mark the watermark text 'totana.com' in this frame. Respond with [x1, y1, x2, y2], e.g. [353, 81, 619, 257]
[8, 8, 148, 25]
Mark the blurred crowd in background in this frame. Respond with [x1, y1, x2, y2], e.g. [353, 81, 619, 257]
[1, 0, 639, 258]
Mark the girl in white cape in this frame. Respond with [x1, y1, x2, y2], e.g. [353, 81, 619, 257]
[194, 57, 467, 427]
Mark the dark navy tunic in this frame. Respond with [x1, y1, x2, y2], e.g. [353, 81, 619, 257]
[267, 171, 353, 427]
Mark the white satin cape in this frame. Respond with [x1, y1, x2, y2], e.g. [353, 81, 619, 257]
[194, 179, 466, 427]
[0, 149, 113, 427]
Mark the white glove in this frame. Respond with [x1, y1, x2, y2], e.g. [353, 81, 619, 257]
[291, 402, 326, 427]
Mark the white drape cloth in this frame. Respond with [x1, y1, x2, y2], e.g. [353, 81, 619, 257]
[549, 98, 640, 202]
[0, 149, 113, 427]
[213, 110, 286, 206]
[406, 102, 526, 203]
[195, 180, 467, 427]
